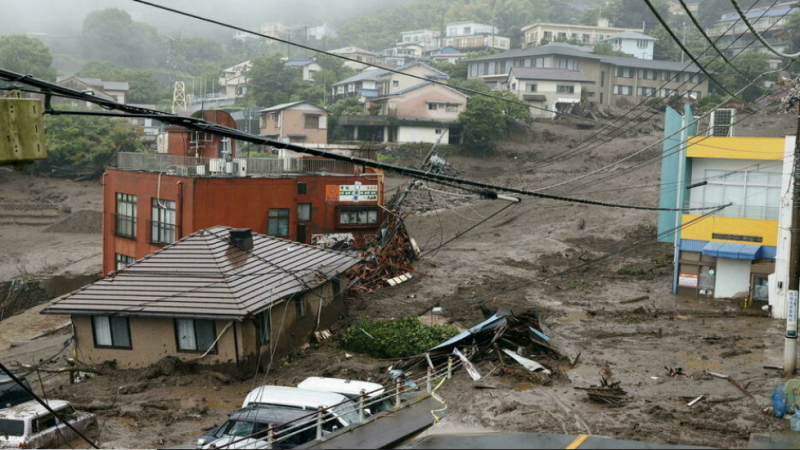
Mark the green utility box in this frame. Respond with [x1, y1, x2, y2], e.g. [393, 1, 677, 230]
[0, 97, 46, 168]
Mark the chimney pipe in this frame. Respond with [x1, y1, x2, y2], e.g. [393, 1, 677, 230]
[229, 228, 253, 251]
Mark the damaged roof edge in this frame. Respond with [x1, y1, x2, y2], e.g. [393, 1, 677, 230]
[39, 308, 248, 321]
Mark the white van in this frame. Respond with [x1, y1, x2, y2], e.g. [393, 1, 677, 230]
[242, 387, 359, 432]
[0, 400, 97, 449]
[297, 378, 385, 400]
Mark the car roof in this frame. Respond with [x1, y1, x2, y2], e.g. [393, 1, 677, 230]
[243, 386, 348, 409]
[229, 406, 313, 424]
[0, 400, 70, 420]
[297, 377, 385, 398]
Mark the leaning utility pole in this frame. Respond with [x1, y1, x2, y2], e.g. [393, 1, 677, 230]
[784, 92, 800, 376]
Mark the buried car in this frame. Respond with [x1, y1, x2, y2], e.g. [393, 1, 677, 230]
[198, 405, 316, 449]
[242, 387, 359, 431]
[296, 377, 390, 414]
[0, 400, 97, 449]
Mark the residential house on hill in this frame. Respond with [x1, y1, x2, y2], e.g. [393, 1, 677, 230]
[441, 21, 510, 51]
[336, 61, 468, 144]
[330, 47, 379, 71]
[218, 60, 252, 101]
[400, 29, 441, 52]
[42, 226, 361, 371]
[330, 67, 387, 103]
[521, 18, 644, 48]
[507, 67, 587, 118]
[599, 31, 657, 60]
[380, 43, 425, 67]
[55, 77, 130, 107]
[428, 46, 468, 64]
[284, 59, 322, 81]
[466, 43, 709, 106]
[260, 101, 328, 145]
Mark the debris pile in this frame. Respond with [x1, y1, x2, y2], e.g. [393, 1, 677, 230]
[44, 210, 103, 234]
[575, 379, 628, 406]
[349, 211, 419, 294]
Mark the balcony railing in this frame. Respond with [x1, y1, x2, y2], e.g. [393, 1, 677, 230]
[113, 213, 137, 240]
[113, 153, 361, 177]
[148, 220, 179, 246]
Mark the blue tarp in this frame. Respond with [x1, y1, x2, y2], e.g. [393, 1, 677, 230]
[702, 241, 760, 260]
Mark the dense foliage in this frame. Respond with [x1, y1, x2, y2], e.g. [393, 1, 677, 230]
[701, 51, 774, 102]
[76, 61, 170, 104]
[0, 35, 57, 81]
[246, 53, 354, 107]
[80, 8, 164, 69]
[344, 317, 460, 359]
[460, 90, 532, 154]
[44, 113, 144, 168]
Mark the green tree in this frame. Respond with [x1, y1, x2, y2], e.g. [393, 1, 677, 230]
[459, 90, 532, 154]
[702, 51, 774, 102]
[44, 113, 144, 168]
[448, 78, 492, 94]
[593, 42, 630, 57]
[246, 54, 304, 107]
[604, 0, 670, 29]
[80, 8, 164, 68]
[328, 97, 363, 140]
[77, 61, 170, 104]
[649, 25, 683, 62]
[0, 35, 57, 81]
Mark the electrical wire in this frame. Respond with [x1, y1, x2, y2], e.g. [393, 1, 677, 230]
[679, 0, 732, 64]
[728, 0, 800, 58]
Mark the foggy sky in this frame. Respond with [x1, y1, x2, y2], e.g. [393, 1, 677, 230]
[0, 0, 412, 40]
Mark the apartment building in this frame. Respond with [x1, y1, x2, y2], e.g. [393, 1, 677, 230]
[441, 21, 511, 51]
[521, 19, 644, 48]
[400, 29, 441, 52]
[465, 43, 709, 106]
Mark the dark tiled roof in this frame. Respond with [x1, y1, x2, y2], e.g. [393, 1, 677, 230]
[43, 227, 362, 320]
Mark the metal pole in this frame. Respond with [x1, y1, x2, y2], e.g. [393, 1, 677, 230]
[427, 367, 433, 393]
[395, 378, 402, 409]
[0, 362, 99, 449]
[358, 390, 366, 423]
[316, 405, 324, 439]
[267, 424, 274, 449]
[783, 103, 800, 376]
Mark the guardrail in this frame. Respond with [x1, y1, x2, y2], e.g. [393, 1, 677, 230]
[215, 356, 465, 449]
[114, 153, 361, 177]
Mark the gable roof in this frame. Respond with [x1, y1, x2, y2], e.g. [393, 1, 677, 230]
[56, 77, 130, 92]
[509, 67, 588, 82]
[284, 59, 318, 67]
[466, 43, 699, 72]
[371, 80, 470, 100]
[332, 68, 389, 87]
[260, 101, 326, 113]
[600, 31, 657, 42]
[42, 227, 361, 320]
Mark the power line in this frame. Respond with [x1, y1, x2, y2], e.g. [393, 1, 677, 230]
[679, 0, 731, 64]
[643, 0, 742, 101]
[728, 0, 800, 58]
[0, 68, 729, 213]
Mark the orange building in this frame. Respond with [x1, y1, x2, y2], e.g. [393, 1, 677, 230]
[103, 110, 383, 276]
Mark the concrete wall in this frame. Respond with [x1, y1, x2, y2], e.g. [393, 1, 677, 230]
[397, 127, 449, 143]
[613, 39, 654, 60]
[715, 258, 752, 298]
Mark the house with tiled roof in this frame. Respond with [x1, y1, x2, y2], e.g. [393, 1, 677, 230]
[43, 227, 361, 371]
[284, 58, 323, 81]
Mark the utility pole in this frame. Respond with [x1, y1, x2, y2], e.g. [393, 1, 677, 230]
[784, 96, 800, 376]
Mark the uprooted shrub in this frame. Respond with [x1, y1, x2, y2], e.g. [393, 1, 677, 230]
[343, 317, 460, 359]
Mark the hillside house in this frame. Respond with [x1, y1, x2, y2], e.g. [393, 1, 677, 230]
[506, 67, 587, 118]
[42, 227, 361, 371]
[55, 77, 130, 107]
[441, 21, 510, 51]
[330, 47, 379, 71]
[521, 18, 644, 47]
[259, 101, 328, 145]
[599, 31, 657, 60]
[284, 59, 323, 81]
[219, 60, 253, 100]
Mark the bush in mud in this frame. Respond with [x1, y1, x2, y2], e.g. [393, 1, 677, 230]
[343, 317, 459, 359]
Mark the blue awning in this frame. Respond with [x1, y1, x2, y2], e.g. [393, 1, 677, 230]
[702, 241, 761, 260]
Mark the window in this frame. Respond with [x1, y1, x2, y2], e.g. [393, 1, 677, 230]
[268, 209, 290, 237]
[613, 85, 633, 96]
[600, 71, 605, 87]
[526, 84, 538, 92]
[392, 80, 400, 88]
[297, 182, 307, 195]
[150, 199, 176, 246]
[464, 27, 472, 34]
[582, 33, 591, 43]
[428, 103, 439, 110]
[298, 203, 312, 222]
[116, 254, 135, 271]
[445, 103, 459, 113]
[556, 58, 577, 70]
[663, 71, 679, 82]
[637, 87, 657, 97]
[615, 67, 633, 78]
[175, 319, 217, 353]
[557, 32, 567, 41]
[532, 57, 550, 68]
[637, 39, 649, 49]
[435, 129, 443, 135]
[339, 207, 379, 226]
[685, 73, 703, 83]
[556, 85, 575, 94]
[662, 88, 677, 97]
[686, 90, 702, 100]
[33, 413, 57, 434]
[709, 109, 735, 137]
[639, 69, 656, 80]
[92, 316, 131, 349]
[701, 170, 782, 220]
[294, 297, 306, 318]
[115, 193, 137, 239]
[304, 114, 321, 129]
[256, 309, 271, 346]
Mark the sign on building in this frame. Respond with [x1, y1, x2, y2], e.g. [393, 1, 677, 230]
[678, 273, 698, 287]
[326, 183, 379, 202]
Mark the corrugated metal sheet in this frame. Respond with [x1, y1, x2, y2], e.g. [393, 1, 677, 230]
[43, 226, 362, 320]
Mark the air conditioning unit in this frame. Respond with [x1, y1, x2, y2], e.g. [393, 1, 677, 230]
[196, 165, 207, 176]
[225, 160, 239, 176]
[234, 158, 248, 177]
[210, 158, 226, 174]
[174, 166, 189, 176]
[709, 109, 735, 137]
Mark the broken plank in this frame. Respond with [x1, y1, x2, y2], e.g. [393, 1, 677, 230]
[620, 295, 649, 304]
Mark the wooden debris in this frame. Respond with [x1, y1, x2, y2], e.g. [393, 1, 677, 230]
[620, 295, 649, 304]
[575, 379, 628, 406]
[687, 395, 705, 407]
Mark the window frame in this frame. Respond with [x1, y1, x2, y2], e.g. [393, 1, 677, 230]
[297, 182, 307, 195]
[298, 203, 312, 222]
[174, 319, 218, 354]
[337, 206, 380, 228]
[304, 114, 321, 129]
[115, 253, 135, 271]
[294, 297, 306, 318]
[701, 169, 782, 220]
[556, 84, 575, 94]
[267, 208, 290, 238]
[256, 309, 272, 346]
[91, 316, 132, 350]
[115, 193, 137, 240]
[150, 198, 177, 246]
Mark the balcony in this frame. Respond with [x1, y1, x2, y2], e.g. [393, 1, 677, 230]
[113, 213, 137, 240]
[113, 153, 362, 178]
[148, 220, 179, 246]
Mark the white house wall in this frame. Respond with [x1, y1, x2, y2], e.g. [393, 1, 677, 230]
[397, 127, 449, 143]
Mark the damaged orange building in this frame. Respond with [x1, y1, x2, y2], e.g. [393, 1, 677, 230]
[103, 110, 383, 275]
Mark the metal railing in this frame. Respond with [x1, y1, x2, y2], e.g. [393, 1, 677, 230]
[216, 356, 465, 449]
[147, 220, 179, 247]
[113, 213, 136, 240]
[114, 153, 361, 177]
